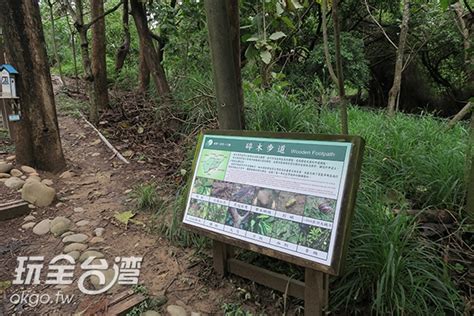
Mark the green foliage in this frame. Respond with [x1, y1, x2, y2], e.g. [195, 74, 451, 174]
[331, 207, 462, 315]
[131, 182, 163, 212]
[222, 303, 255, 316]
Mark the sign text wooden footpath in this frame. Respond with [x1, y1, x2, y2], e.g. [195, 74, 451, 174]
[182, 130, 364, 315]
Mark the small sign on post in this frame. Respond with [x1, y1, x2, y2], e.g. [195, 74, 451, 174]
[183, 130, 364, 315]
[0, 64, 20, 138]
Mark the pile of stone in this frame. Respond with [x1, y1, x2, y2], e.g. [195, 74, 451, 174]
[0, 157, 56, 207]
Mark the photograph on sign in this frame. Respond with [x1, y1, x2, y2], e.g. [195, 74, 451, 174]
[183, 133, 353, 268]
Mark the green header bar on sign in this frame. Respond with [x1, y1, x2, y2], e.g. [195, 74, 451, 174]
[202, 135, 349, 162]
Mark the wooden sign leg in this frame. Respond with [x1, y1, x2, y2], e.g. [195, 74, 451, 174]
[304, 268, 329, 316]
[212, 240, 233, 276]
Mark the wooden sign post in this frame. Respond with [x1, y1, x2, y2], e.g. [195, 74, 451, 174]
[183, 130, 364, 315]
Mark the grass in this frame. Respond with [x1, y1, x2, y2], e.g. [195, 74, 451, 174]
[131, 182, 165, 212]
[157, 83, 468, 314]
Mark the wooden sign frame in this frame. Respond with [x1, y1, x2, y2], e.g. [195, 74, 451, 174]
[182, 130, 364, 315]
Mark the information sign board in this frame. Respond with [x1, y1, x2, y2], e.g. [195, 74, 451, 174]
[183, 131, 364, 275]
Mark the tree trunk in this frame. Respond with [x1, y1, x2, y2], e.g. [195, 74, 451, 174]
[0, 0, 66, 172]
[332, 0, 348, 135]
[204, 0, 243, 129]
[226, 0, 245, 129]
[47, 0, 65, 86]
[66, 14, 80, 92]
[321, 0, 338, 87]
[115, 0, 130, 74]
[91, 0, 109, 109]
[138, 44, 150, 93]
[130, 0, 171, 101]
[387, 0, 410, 116]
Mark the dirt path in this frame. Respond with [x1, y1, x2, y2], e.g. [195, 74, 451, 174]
[0, 114, 242, 315]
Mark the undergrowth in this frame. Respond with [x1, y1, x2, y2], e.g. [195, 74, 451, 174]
[156, 84, 468, 314]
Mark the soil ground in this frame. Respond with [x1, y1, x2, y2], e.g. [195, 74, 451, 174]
[0, 110, 286, 315]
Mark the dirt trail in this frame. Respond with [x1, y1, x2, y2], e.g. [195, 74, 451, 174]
[0, 114, 238, 315]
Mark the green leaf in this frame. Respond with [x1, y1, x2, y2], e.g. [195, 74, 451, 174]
[276, 1, 284, 16]
[280, 16, 296, 30]
[246, 35, 260, 42]
[114, 211, 135, 226]
[245, 45, 258, 60]
[260, 50, 272, 64]
[269, 31, 286, 41]
[439, 0, 449, 10]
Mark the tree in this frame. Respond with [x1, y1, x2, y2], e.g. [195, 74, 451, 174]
[204, 0, 244, 130]
[321, 0, 348, 134]
[387, 0, 411, 116]
[46, 0, 65, 86]
[91, 0, 109, 109]
[130, 0, 171, 101]
[115, 0, 130, 74]
[61, 0, 122, 124]
[0, 0, 66, 171]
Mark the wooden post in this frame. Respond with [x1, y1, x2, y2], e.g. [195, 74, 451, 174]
[304, 268, 329, 316]
[212, 240, 232, 276]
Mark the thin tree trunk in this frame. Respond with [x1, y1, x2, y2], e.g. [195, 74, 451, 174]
[78, 24, 98, 124]
[47, 0, 65, 86]
[387, 0, 410, 116]
[321, 0, 338, 87]
[91, 0, 109, 109]
[115, 0, 130, 73]
[332, 0, 348, 135]
[204, 0, 243, 129]
[130, 0, 171, 101]
[226, 0, 245, 129]
[66, 14, 79, 92]
[0, 0, 66, 171]
[138, 44, 150, 93]
[447, 102, 472, 129]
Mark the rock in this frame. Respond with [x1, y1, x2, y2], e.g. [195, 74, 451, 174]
[73, 207, 85, 213]
[0, 173, 11, 178]
[26, 175, 41, 183]
[21, 181, 56, 207]
[0, 162, 13, 173]
[89, 237, 105, 244]
[143, 311, 161, 316]
[10, 169, 23, 177]
[50, 217, 72, 236]
[64, 242, 87, 253]
[33, 219, 51, 235]
[42, 179, 53, 186]
[60, 170, 75, 179]
[55, 202, 64, 208]
[166, 305, 186, 316]
[90, 268, 116, 290]
[28, 204, 36, 209]
[61, 231, 74, 238]
[5, 177, 25, 190]
[22, 222, 36, 230]
[66, 251, 80, 261]
[79, 250, 104, 262]
[23, 215, 36, 221]
[21, 175, 27, 180]
[91, 152, 100, 157]
[63, 233, 88, 244]
[191, 312, 201, 316]
[94, 227, 105, 237]
[76, 219, 90, 227]
[21, 166, 37, 174]
[5, 155, 15, 162]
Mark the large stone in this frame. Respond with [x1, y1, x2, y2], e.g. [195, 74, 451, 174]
[166, 305, 187, 316]
[5, 155, 15, 162]
[143, 311, 161, 316]
[20, 166, 37, 174]
[0, 173, 11, 178]
[10, 169, 23, 177]
[50, 217, 72, 236]
[79, 250, 104, 262]
[5, 177, 25, 190]
[21, 181, 56, 207]
[33, 219, 51, 235]
[23, 215, 36, 222]
[0, 162, 13, 173]
[26, 175, 41, 183]
[21, 222, 36, 230]
[62, 233, 88, 244]
[63, 242, 87, 253]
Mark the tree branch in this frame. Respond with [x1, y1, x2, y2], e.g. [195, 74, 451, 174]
[85, 0, 123, 30]
[364, 0, 398, 50]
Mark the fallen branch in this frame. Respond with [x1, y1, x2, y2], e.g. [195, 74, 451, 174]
[80, 113, 130, 164]
[447, 102, 472, 129]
